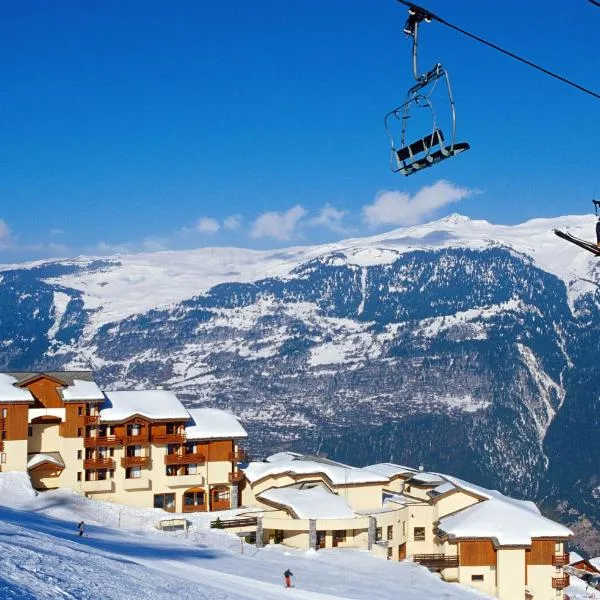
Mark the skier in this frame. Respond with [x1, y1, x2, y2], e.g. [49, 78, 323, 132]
[77, 521, 85, 537]
[284, 569, 293, 588]
[596, 216, 600, 248]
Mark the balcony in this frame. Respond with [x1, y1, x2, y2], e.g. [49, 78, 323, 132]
[83, 415, 98, 425]
[84, 458, 116, 470]
[84, 436, 122, 448]
[228, 471, 244, 483]
[0, 418, 5, 429]
[228, 450, 247, 462]
[124, 435, 150, 446]
[123, 477, 150, 491]
[0, 441, 3, 452]
[82, 479, 114, 493]
[552, 576, 570, 590]
[552, 553, 570, 567]
[413, 554, 460, 570]
[166, 474, 205, 488]
[152, 433, 186, 444]
[121, 456, 151, 468]
[164, 452, 205, 465]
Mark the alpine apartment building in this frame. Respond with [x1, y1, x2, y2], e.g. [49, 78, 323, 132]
[0, 371, 247, 513]
[237, 452, 572, 600]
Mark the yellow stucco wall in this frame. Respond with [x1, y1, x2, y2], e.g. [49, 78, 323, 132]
[496, 548, 525, 600]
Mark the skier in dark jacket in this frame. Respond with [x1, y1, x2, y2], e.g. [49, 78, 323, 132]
[284, 569, 293, 588]
[596, 217, 600, 248]
[77, 521, 85, 537]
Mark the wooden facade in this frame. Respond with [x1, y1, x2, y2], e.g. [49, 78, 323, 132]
[2, 403, 29, 440]
[525, 540, 554, 565]
[459, 541, 497, 566]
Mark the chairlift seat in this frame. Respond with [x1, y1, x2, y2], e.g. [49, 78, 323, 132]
[397, 140, 470, 176]
[396, 129, 445, 162]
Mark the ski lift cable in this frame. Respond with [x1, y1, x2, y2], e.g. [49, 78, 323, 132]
[396, 0, 600, 101]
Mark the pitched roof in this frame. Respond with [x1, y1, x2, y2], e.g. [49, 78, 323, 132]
[27, 452, 65, 471]
[100, 390, 190, 422]
[0, 374, 35, 402]
[2, 371, 96, 386]
[185, 408, 247, 440]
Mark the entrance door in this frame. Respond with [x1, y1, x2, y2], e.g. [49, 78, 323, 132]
[316, 531, 326, 549]
[399, 543, 406, 560]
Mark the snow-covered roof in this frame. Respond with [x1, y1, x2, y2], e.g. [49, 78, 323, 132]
[244, 454, 388, 486]
[60, 379, 104, 402]
[185, 408, 247, 440]
[409, 472, 446, 486]
[265, 451, 303, 463]
[383, 491, 421, 507]
[428, 482, 457, 497]
[0, 373, 34, 403]
[569, 551, 584, 564]
[364, 463, 418, 479]
[438, 490, 572, 545]
[258, 485, 356, 519]
[100, 390, 190, 422]
[27, 453, 65, 470]
[590, 557, 600, 570]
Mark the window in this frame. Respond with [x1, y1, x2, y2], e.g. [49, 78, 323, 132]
[414, 527, 426, 541]
[77, 472, 82, 481]
[128, 424, 141, 436]
[127, 445, 142, 458]
[184, 490, 205, 507]
[1, 408, 7, 418]
[154, 493, 175, 512]
[28, 427, 32, 437]
[376, 527, 383, 542]
[98, 446, 108, 459]
[166, 465, 178, 477]
[0, 453, 6, 464]
[212, 487, 230, 503]
[387, 547, 393, 560]
[185, 463, 197, 475]
[1, 431, 6, 441]
[77, 428, 82, 437]
[471, 575, 484, 582]
[387, 525, 393, 540]
[78, 406, 83, 416]
[186, 442, 195, 454]
[109, 448, 115, 457]
[333, 530, 346, 543]
[126, 467, 141, 479]
[402, 521, 406, 536]
[97, 469, 107, 481]
[77, 450, 82, 460]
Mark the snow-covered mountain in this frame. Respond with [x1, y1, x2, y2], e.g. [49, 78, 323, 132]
[1, 214, 600, 553]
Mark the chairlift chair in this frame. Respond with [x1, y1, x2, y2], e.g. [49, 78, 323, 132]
[386, 6, 470, 175]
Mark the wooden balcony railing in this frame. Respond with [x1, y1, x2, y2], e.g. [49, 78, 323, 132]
[0, 441, 4, 452]
[84, 458, 116, 470]
[123, 435, 150, 446]
[84, 436, 122, 448]
[413, 554, 459, 569]
[152, 433, 186, 444]
[210, 499, 231, 512]
[83, 415, 98, 425]
[121, 456, 151, 468]
[228, 471, 244, 483]
[552, 576, 570, 590]
[210, 517, 258, 529]
[0, 418, 5, 429]
[228, 450, 247, 462]
[164, 452, 205, 465]
[552, 553, 570, 566]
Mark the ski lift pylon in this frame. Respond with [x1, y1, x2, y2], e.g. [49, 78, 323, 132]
[385, 5, 470, 175]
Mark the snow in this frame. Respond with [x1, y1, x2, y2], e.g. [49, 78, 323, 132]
[100, 390, 190, 422]
[438, 488, 572, 545]
[61, 378, 105, 401]
[430, 482, 457, 496]
[363, 463, 417, 478]
[46, 291, 71, 340]
[258, 485, 356, 519]
[38, 213, 600, 330]
[0, 472, 491, 600]
[0, 373, 34, 402]
[26, 453, 65, 470]
[244, 455, 389, 486]
[185, 408, 248, 440]
[409, 472, 446, 485]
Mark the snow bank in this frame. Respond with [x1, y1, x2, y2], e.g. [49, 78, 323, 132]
[0, 472, 37, 507]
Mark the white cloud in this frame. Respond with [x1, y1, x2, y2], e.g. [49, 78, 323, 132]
[224, 214, 242, 230]
[194, 217, 221, 234]
[251, 205, 307, 240]
[309, 204, 347, 233]
[362, 180, 474, 228]
[0, 219, 12, 247]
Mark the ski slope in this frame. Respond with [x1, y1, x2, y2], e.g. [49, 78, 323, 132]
[0, 473, 491, 600]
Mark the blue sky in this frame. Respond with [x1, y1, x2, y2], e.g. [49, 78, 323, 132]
[1, 0, 599, 261]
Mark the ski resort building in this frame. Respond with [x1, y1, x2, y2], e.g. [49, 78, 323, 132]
[0, 371, 247, 513]
[238, 453, 572, 600]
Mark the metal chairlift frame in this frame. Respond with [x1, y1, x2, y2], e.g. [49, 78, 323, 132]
[385, 8, 469, 175]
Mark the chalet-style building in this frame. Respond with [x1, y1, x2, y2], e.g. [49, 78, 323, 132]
[0, 371, 247, 513]
[236, 453, 572, 600]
